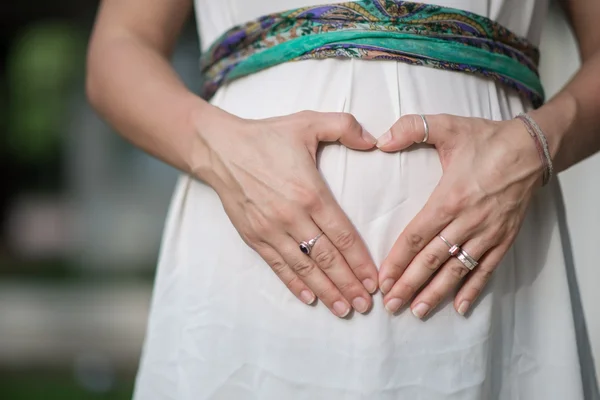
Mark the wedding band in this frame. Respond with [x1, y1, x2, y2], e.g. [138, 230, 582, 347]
[419, 114, 429, 143]
[439, 235, 461, 256]
[456, 248, 479, 271]
[299, 232, 324, 255]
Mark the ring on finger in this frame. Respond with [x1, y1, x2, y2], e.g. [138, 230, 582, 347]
[456, 248, 479, 271]
[299, 232, 324, 255]
[419, 114, 429, 143]
[438, 235, 461, 256]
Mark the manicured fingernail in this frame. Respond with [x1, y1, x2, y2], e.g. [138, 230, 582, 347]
[412, 303, 431, 319]
[300, 290, 315, 305]
[380, 278, 395, 294]
[333, 301, 350, 318]
[376, 131, 392, 148]
[362, 278, 377, 294]
[352, 297, 369, 313]
[385, 298, 403, 313]
[361, 127, 377, 145]
[458, 300, 470, 316]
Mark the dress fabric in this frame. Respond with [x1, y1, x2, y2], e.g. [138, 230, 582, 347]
[133, 1, 598, 399]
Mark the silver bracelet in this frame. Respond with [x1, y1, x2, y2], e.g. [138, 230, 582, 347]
[516, 112, 554, 185]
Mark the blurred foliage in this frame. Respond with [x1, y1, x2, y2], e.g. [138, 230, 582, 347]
[6, 21, 86, 164]
[0, 374, 133, 400]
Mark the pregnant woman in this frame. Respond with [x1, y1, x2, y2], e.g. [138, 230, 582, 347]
[87, 0, 600, 398]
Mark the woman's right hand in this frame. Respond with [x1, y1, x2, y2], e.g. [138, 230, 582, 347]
[192, 108, 379, 317]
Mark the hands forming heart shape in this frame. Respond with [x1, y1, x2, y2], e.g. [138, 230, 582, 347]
[196, 109, 543, 319]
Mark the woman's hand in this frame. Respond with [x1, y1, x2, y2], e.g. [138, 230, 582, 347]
[193, 109, 379, 317]
[376, 114, 544, 318]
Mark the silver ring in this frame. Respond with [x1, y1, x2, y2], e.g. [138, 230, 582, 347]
[439, 235, 461, 256]
[299, 232, 324, 255]
[419, 114, 429, 143]
[456, 249, 479, 271]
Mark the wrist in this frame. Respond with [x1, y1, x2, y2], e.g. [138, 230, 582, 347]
[184, 98, 245, 183]
[528, 92, 579, 173]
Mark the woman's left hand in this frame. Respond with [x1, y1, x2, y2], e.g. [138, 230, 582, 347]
[376, 113, 545, 318]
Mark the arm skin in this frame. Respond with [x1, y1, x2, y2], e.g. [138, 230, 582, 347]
[86, 0, 216, 176]
[531, 0, 600, 173]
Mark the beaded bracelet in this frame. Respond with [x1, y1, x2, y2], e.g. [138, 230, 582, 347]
[515, 113, 554, 186]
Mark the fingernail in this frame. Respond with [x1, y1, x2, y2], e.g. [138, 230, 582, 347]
[300, 290, 315, 305]
[333, 301, 350, 318]
[380, 278, 395, 294]
[458, 300, 470, 316]
[376, 131, 392, 148]
[362, 278, 377, 294]
[412, 303, 431, 319]
[384, 298, 403, 313]
[352, 297, 370, 313]
[361, 127, 377, 145]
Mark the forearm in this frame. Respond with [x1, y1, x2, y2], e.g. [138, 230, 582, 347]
[529, 47, 600, 174]
[86, 31, 224, 175]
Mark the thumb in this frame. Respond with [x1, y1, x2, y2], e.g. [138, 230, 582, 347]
[307, 111, 377, 150]
[376, 114, 442, 152]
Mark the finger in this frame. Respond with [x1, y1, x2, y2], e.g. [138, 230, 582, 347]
[382, 230, 466, 313]
[254, 242, 316, 305]
[301, 110, 377, 149]
[454, 242, 510, 316]
[410, 239, 489, 319]
[274, 237, 352, 318]
[294, 227, 373, 314]
[308, 187, 379, 295]
[379, 191, 453, 295]
[376, 113, 459, 152]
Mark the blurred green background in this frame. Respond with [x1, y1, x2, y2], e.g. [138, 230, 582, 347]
[0, 1, 200, 398]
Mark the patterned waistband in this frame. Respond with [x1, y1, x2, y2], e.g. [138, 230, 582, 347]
[200, 0, 545, 107]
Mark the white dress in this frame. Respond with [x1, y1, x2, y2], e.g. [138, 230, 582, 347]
[134, 1, 599, 398]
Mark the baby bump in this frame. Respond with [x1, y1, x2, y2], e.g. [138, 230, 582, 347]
[145, 59, 532, 396]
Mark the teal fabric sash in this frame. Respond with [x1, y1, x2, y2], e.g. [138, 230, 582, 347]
[200, 1, 545, 107]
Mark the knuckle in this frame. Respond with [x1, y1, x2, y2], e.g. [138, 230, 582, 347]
[428, 288, 445, 305]
[406, 114, 422, 135]
[437, 113, 454, 129]
[477, 267, 495, 283]
[337, 112, 359, 132]
[289, 183, 321, 211]
[422, 252, 442, 272]
[270, 259, 288, 275]
[245, 206, 275, 238]
[304, 192, 323, 213]
[332, 230, 357, 251]
[285, 275, 301, 290]
[449, 262, 470, 279]
[351, 261, 375, 276]
[291, 260, 317, 277]
[404, 232, 426, 252]
[394, 279, 418, 296]
[240, 231, 259, 247]
[250, 220, 272, 239]
[467, 212, 488, 230]
[463, 286, 482, 301]
[313, 249, 337, 270]
[315, 286, 335, 301]
[336, 280, 360, 294]
[268, 204, 295, 227]
[442, 192, 468, 217]
[296, 110, 316, 125]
